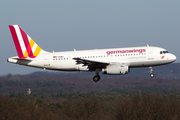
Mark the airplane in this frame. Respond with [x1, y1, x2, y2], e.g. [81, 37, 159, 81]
[7, 25, 176, 82]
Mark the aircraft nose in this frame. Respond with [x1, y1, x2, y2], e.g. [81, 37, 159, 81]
[171, 54, 176, 62]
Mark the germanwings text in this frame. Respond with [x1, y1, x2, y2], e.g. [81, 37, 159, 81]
[106, 49, 146, 55]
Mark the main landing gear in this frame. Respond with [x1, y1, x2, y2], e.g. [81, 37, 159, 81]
[93, 68, 101, 82]
[93, 75, 100, 82]
[149, 67, 154, 78]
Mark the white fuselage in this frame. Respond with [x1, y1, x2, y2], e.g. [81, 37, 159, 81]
[8, 46, 176, 72]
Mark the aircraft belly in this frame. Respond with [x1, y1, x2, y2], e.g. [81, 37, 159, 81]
[130, 60, 162, 67]
[28, 60, 44, 68]
[51, 61, 77, 70]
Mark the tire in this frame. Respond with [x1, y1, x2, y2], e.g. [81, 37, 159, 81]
[93, 75, 100, 82]
[150, 73, 154, 78]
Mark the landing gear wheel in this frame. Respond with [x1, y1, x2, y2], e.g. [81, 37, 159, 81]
[93, 68, 101, 82]
[149, 67, 154, 78]
[93, 75, 100, 82]
[150, 73, 154, 78]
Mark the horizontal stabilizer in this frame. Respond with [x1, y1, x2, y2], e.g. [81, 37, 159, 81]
[7, 57, 32, 65]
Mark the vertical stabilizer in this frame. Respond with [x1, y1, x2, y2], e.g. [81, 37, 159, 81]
[9, 25, 47, 59]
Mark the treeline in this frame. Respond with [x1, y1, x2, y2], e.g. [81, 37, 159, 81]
[0, 80, 64, 88]
[1, 92, 180, 120]
[8, 89, 180, 100]
[1, 77, 180, 93]
[1, 80, 180, 94]
[1, 68, 180, 94]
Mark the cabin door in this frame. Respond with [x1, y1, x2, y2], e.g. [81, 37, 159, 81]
[148, 48, 154, 60]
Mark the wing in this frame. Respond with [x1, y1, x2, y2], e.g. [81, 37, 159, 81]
[73, 57, 109, 70]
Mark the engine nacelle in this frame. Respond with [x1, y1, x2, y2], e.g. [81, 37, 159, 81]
[102, 63, 129, 75]
[76, 66, 89, 71]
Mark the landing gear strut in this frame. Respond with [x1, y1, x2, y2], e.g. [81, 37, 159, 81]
[149, 67, 154, 78]
[93, 68, 101, 82]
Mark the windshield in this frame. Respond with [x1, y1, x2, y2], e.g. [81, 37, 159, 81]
[160, 51, 169, 54]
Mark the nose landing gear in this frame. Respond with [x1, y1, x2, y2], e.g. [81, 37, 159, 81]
[149, 67, 154, 78]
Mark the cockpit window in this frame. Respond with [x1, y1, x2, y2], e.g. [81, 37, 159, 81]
[160, 51, 169, 54]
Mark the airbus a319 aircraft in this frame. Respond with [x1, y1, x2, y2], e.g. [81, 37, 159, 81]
[8, 25, 176, 82]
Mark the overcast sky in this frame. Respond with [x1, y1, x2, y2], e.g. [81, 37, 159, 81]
[0, 0, 180, 75]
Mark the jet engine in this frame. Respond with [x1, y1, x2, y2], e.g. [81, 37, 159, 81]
[102, 63, 129, 75]
[76, 66, 89, 71]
